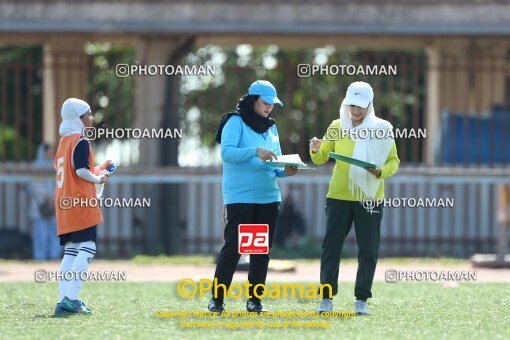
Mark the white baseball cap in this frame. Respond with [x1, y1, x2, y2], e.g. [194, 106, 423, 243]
[61, 98, 90, 121]
[344, 81, 374, 108]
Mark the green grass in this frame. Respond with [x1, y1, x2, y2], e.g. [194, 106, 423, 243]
[131, 255, 216, 265]
[0, 256, 468, 266]
[1, 282, 508, 339]
[125, 255, 469, 266]
[373, 257, 470, 265]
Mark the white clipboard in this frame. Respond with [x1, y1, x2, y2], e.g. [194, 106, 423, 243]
[266, 154, 317, 171]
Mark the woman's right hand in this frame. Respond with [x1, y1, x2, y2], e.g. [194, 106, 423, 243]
[309, 137, 322, 153]
[257, 148, 277, 161]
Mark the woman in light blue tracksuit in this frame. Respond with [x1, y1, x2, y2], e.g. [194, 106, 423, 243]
[208, 80, 297, 314]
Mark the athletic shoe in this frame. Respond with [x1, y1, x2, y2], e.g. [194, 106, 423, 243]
[80, 300, 92, 314]
[354, 300, 368, 315]
[207, 299, 225, 314]
[53, 303, 70, 316]
[318, 298, 333, 313]
[58, 297, 92, 314]
[246, 298, 266, 313]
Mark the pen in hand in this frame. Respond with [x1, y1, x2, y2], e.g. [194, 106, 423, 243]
[308, 138, 331, 142]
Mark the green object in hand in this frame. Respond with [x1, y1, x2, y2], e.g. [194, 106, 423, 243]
[328, 152, 377, 169]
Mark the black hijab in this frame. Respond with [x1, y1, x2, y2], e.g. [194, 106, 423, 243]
[214, 94, 275, 144]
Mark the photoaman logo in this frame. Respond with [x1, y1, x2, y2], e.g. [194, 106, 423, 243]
[238, 224, 268, 254]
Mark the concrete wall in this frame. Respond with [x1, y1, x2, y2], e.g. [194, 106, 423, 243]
[1, 0, 510, 34]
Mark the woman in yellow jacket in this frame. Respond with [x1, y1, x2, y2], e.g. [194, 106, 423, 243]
[309, 81, 400, 315]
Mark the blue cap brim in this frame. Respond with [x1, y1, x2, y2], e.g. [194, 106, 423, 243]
[261, 95, 283, 107]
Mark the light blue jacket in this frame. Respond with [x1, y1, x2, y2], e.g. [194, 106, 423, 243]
[221, 115, 287, 204]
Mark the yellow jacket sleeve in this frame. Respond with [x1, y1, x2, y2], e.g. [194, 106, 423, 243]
[380, 140, 400, 179]
[309, 121, 338, 165]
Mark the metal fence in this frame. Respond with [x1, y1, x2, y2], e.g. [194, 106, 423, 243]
[0, 46, 509, 166]
[1, 168, 508, 258]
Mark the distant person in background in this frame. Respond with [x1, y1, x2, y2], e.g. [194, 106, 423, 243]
[275, 194, 306, 247]
[29, 143, 60, 260]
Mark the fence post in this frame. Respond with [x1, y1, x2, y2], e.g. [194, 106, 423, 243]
[43, 36, 88, 145]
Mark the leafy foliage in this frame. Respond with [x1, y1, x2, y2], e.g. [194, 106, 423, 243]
[179, 45, 426, 163]
[85, 43, 136, 137]
[0, 46, 43, 161]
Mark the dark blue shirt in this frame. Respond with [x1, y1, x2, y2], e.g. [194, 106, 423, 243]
[73, 139, 90, 170]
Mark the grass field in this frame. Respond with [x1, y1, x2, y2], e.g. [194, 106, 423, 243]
[129, 255, 471, 266]
[0, 256, 472, 266]
[1, 281, 509, 339]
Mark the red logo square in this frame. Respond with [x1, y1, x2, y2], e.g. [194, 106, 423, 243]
[238, 224, 269, 254]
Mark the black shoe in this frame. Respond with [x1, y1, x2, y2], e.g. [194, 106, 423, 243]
[246, 298, 266, 313]
[207, 299, 225, 314]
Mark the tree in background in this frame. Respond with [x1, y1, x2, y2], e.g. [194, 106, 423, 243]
[0, 43, 425, 164]
[179, 44, 425, 164]
[0, 46, 42, 162]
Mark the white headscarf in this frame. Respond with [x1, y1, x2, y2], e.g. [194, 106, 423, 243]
[59, 98, 89, 136]
[339, 100, 394, 200]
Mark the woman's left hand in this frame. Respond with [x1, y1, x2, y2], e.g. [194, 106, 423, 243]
[284, 166, 298, 176]
[365, 166, 382, 178]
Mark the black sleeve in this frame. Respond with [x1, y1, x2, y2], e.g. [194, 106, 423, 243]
[73, 139, 90, 170]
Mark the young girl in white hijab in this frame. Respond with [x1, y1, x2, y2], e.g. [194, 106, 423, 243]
[53, 98, 112, 316]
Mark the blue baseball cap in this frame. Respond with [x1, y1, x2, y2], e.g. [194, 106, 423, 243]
[248, 80, 283, 106]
